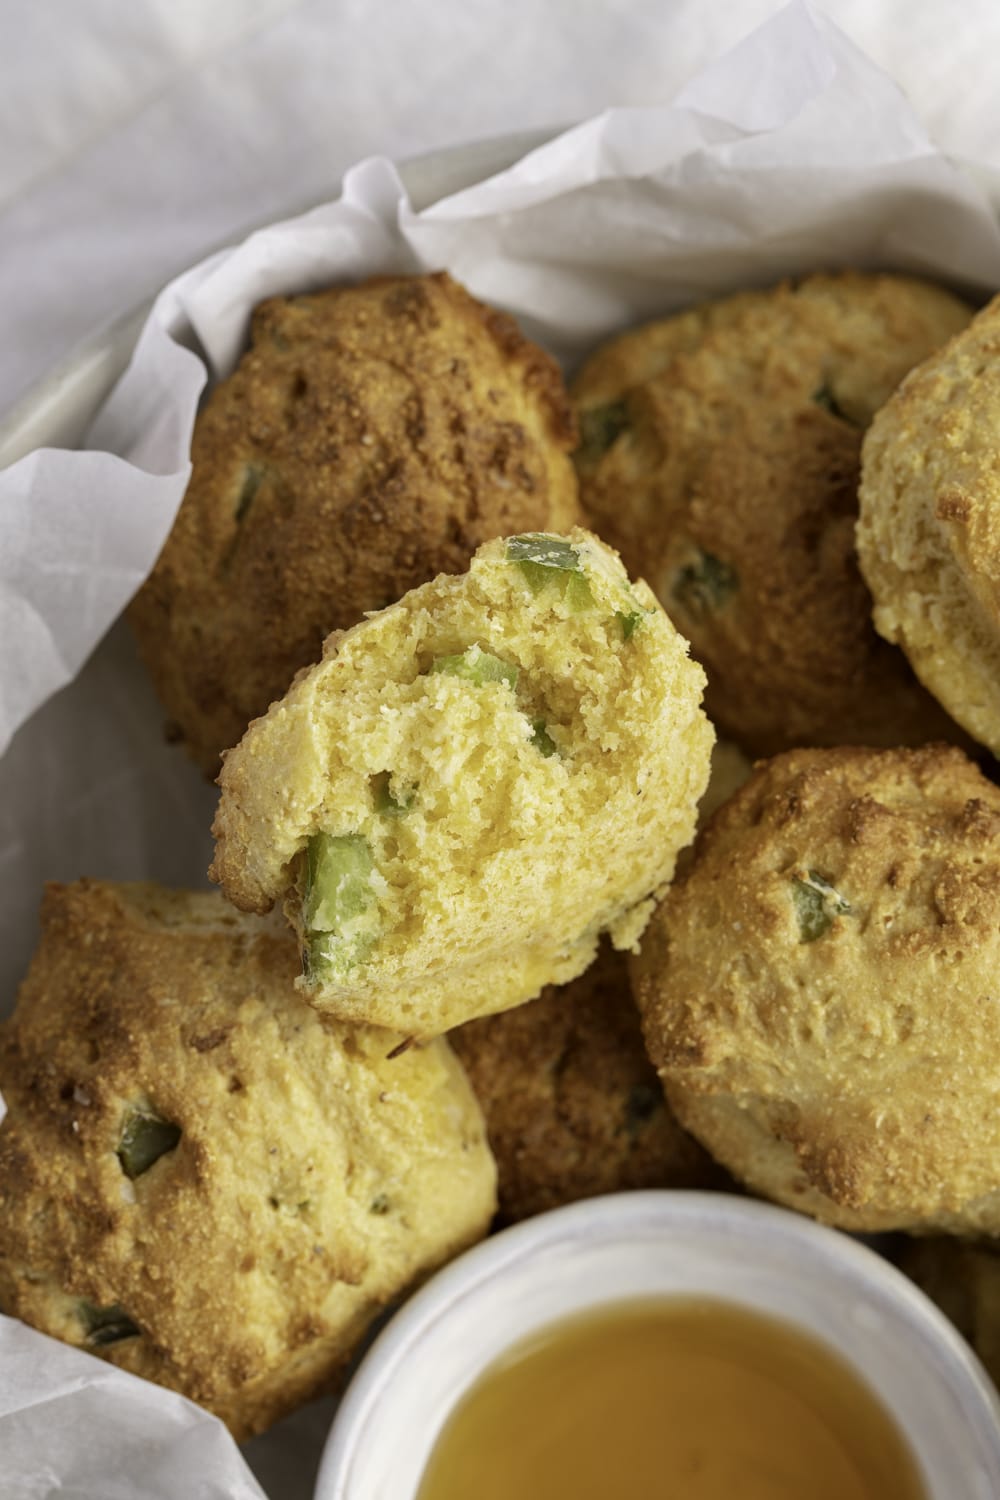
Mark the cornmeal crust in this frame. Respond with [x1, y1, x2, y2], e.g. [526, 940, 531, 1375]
[858, 291, 1000, 756]
[573, 272, 972, 754]
[633, 745, 1000, 1233]
[0, 881, 495, 1439]
[130, 272, 581, 774]
[450, 940, 726, 1222]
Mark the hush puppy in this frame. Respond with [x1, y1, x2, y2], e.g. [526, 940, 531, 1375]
[449, 739, 745, 1219]
[0, 881, 495, 1440]
[633, 745, 1000, 1234]
[130, 272, 581, 774]
[450, 940, 726, 1223]
[210, 528, 714, 1037]
[573, 272, 972, 755]
[858, 291, 1000, 757]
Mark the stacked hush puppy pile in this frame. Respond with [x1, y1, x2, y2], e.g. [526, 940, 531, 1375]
[4, 263, 999, 1434]
[0, 272, 717, 1439]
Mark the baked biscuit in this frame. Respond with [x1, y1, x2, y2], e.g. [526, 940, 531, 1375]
[450, 738, 745, 1220]
[633, 745, 1000, 1234]
[130, 272, 581, 774]
[0, 881, 495, 1440]
[210, 528, 713, 1037]
[858, 292, 1000, 757]
[450, 940, 726, 1222]
[900, 1238, 1000, 1386]
[573, 273, 972, 755]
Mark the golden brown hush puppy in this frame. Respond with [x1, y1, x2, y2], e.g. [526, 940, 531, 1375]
[210, 529, 714, 1038]
[858, 291, 1000, 758]
[0, 881, 495, 1440]
[633, 745, 1000, 1234]
[130, 272, 581, 774]
[449, 941, 727, 1223]
[573, 272, 972, 755]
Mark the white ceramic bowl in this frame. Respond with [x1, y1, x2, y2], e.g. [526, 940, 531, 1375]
[316, 1191, 1000, 1500]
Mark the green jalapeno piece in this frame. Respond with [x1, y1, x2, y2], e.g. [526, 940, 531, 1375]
[429, 648, 519, 689]
[530, 720, 559, 758]
[506, 534, 594, 611]
[672, 549, 738, 616]
[791, 871, 851, 943]
[303, 833, 380, 978]
[79, 1301, 140, 1347]
[576, 400, 630, 464]
[117, 1110, 182, 1180]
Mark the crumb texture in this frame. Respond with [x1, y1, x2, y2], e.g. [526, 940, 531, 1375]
[211, 527, 714, 1035]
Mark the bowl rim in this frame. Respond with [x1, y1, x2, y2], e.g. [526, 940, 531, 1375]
[315, 1189, 1000, 1500]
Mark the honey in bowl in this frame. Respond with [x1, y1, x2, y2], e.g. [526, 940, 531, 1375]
[415, 1297, 928, 1500]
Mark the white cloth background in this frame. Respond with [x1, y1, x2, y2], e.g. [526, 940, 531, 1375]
[3, 0, 1000, 420]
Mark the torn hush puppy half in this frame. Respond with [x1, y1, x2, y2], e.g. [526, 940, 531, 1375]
[210, 528, 714, 1037]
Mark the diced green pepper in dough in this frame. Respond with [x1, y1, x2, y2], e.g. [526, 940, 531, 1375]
[117, 1109, 181, 1179]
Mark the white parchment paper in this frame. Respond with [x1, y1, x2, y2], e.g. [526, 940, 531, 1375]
[0, 1315, 267, 1500]
[3, 4, 1000, 1495]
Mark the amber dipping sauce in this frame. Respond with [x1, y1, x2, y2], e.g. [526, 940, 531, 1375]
[415, 1297, 928, 1500]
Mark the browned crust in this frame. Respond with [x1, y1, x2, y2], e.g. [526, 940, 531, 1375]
[450, 941, 727, 1221]
[633, 744, 1000, 1233]
[130, 272, 580, 775]
[858, 289, 1000, 758]
[0, 880, 493, 1438]
[572, 271, 972, 755]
